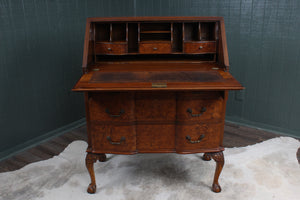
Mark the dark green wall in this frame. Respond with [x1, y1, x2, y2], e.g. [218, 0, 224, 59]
[0, 0, 135, 158]
[0, 0, 299, 158]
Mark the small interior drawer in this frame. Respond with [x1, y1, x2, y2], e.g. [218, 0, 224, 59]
[184, 41, 216, 54]
[176, 123, 223, 153]
[91, 124, 136, 153]
[95, 42, 127, 55]
[176, 92, 224, 122]
[139, 42, 172, 54]
[88, 92, 135, 122]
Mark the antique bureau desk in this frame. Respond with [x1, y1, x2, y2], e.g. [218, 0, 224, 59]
[73, 17, 243, 193]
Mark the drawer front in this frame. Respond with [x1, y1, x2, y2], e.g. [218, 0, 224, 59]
[91, 124, 136, 153]
[137, 124, 175, 152]
[177, 93, 224, 122]
[176, 123, 223, 153]
[88, 93, 135, 122]
[135, 92, 176, 121]
[95, 43, 127, 55]
[184, 41, 216, 54]
[139, 43, 172, 54]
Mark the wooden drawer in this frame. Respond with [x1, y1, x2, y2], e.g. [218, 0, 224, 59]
[139, 42, 172, 54]
[137, 124, 175, 152]
[177, 92, 224, 122]
[135, 92, 176, 121]
[91, 124, 136, 153]
[184, 41, 216, 54]
[176, 123, 223, 153]
[88, 92, 135, 122]
[95, 42, 127, 55]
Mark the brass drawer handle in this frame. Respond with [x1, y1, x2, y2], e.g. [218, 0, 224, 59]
[107, 136, 126, 145]
[107, 47, 112, 51]
[105, 108, 125, 117]
[187, 107, 206, 117]
[199, 46, 203, 49]
[153, 47, 158, 50]
[186, 134, 205, 144]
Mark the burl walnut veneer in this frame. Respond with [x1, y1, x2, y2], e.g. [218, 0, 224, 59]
[72, 17, 244, 193]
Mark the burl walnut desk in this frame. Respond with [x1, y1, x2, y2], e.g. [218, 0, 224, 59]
[72, 17, 243, 193]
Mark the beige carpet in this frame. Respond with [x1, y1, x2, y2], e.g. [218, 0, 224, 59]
[0, 137, 299, 200]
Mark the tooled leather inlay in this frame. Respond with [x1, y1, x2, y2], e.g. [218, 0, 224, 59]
[90, 71, 223, 83]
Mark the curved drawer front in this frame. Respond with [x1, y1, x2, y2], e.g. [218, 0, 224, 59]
[177, 92, 224, 123]
[176, 123, 223, 153]
[88, 92, 135, 122]
[91, 124, 136, 153]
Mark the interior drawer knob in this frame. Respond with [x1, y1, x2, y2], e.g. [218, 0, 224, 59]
[107, 47, 112, 51]
[199, 46, 203, 49]
[153, 47, 158, 50]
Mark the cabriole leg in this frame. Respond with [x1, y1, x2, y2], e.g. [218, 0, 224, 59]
[85, 152, 106, 194]
[202, 151, 224, 193]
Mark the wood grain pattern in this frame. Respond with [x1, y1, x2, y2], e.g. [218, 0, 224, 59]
[176, 123, 224, 153]
[135, 92, 176, 122]
[137, 124, 175, 152]
[177, 92, 224, 123]
[90, 124, 136, 153]
[86, 91, 227, 154]
[88, 92, 135, 122]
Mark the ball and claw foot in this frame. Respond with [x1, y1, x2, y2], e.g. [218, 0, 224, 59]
[87, 183, 96, 194]
[99, 154, 107, 162]
[212, 183, 221, 193]
[202, 153, 212, 161]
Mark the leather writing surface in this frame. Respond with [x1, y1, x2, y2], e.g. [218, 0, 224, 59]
[90, 71, 224, 83]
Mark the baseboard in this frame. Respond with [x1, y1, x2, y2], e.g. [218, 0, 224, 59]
[0, 118, 86, 162]
[226, 116, 300, 139]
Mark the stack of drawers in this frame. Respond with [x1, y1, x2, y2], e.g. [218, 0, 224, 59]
[87, 91, 225, 154]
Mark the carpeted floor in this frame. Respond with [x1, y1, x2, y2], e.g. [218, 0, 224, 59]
[0, 137, 299, 200]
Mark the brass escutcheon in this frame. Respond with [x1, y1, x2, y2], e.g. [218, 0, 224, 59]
[152, 83, 167, 88]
